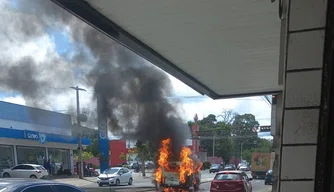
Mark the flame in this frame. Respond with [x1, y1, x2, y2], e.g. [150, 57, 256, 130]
[179, 147, 194, 183]
[155, 138, 172, 183]
[155, 138, 203, 187]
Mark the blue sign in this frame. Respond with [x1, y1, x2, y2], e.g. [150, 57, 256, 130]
[39, 133, 47, 144]
[0, 128, 90, 146]
[99, 131, 107, 139]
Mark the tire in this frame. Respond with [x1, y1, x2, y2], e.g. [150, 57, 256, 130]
[30, 175, 37, 179]
[3, 173, 10, 178]
[98, 183, 103, 187]
[115, 179, 120, 186]
[128, 178, 133, 185]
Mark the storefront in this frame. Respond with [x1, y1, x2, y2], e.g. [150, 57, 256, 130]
[0, 101, 91, 174]
[0, 128, 90, 174]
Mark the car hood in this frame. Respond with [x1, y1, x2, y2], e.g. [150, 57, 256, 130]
[98, 173, 118, 178]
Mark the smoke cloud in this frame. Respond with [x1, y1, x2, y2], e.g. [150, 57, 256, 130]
[0, 0, 190, 154]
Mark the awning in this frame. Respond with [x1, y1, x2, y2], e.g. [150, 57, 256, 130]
[52, 0, 283, 99]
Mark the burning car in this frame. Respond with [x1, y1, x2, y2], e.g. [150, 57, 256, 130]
[154, 138, 202, 192]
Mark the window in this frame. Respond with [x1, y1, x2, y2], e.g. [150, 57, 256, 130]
[0, 145, 14, 169]
[48, 148, 70, 170]
[12, 165, 26, 170]
[24, 165, 35, 170]
[53, 185, 83, 192]
[22, 185, 53, 192]
[214, 173, 242, 181]
[123, 168, 129, 173]
[17, 146, 46, 165]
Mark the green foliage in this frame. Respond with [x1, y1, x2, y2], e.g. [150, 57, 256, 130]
[135, 140, 154, 161]
[74, 151, 94, 161]
[202, 161, 211, 170]
[119, 152, 126, 160]
[242, 139, 272, 163]
[194, 112, 236, 162]
[194, 110, 269, 163]
[85, 131, 99, 157]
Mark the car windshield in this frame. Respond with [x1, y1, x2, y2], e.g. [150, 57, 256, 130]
[215, 173, 241, 181]
[103, 168, 119, 174]
[225, 165, 232, 168]
[211, 164, 219, 168]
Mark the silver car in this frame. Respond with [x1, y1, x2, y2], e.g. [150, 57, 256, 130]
[97, 167, 133, 186]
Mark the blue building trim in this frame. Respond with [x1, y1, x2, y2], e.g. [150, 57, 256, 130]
[0, 127, 90, 145]
[0, 101, 72, 129]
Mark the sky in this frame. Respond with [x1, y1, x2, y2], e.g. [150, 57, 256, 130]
[0, 0, 272, 139]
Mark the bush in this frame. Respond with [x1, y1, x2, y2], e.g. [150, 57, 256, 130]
[202, 161, 211, 170]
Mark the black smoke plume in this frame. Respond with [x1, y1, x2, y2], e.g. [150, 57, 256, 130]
[0, 0, 190, 155]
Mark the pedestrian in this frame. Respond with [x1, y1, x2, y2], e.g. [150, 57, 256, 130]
[47, 158, 51, 175]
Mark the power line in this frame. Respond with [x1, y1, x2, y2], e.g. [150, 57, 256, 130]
[261, 96, 271, 107]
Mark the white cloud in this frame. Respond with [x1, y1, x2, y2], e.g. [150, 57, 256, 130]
[2, 96, 26, 105]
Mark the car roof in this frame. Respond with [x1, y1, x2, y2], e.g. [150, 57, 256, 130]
[0, 178, 81, 191]
[217, 170, 244, 174]
[15, 164, 41, 167]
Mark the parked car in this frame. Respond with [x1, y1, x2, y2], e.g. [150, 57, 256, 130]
[144, 162, 154, 169]
[97, 167, 133, 186]
[1, 164, 48, 179]
[223, 164, 236, 170]
[239, 165, 250, 171]
[210, 171, 253, 192]
[0, 178, 85, 192]
[264, 170, 274, 185]
[209, 164, 222, 173]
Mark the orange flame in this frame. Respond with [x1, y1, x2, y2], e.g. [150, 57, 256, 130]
[155, 138, 171, 183]
[155, 138, 202, 186]
[179, 147, 194, 183]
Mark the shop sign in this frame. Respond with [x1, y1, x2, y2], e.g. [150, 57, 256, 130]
[26, 132, 39, 140]
[39, 133, 47, 144]
[25, 131, 47, 144]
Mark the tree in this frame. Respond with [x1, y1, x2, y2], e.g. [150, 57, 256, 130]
[231, 113, 260, 158]
[217, 109, 237, 125]
[135, 140, 154, 177]
[74, 151, 94, 161]
[84, 131, 99, 157]
[196, 113, 235, 162]
[242, 139, 272, 163]
[232, 114, 259, 136]
[119, 152, 126, 161]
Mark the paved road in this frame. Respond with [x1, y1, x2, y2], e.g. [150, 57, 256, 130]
[199, 179, 272, 192]
[82, 170, 271, 192]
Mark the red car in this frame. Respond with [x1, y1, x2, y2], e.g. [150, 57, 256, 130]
[210, 170, 253, 192]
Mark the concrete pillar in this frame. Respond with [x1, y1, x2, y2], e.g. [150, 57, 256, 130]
[69, 149, 74, 174]
[278, 0, 330, 191]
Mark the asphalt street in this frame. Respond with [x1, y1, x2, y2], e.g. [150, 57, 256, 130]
[199, 179, 272, 192]
[82, 170, 272, 192]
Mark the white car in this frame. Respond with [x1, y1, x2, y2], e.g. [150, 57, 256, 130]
[1, 164, 49, 179]
[97, 167, 133, 186]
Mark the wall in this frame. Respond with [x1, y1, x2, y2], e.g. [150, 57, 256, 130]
[109, 140, 127, 166]
[278, 0, 329, 191]
[0, 101, 72, 136]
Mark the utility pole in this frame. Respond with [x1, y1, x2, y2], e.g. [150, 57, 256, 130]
[70, 86, 86, 179]
[212, 135, 215, 164]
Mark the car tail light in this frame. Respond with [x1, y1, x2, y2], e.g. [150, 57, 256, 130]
[36, 170, 41, 173]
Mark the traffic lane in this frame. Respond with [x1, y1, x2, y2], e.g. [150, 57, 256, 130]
[198, 180, 272, 192]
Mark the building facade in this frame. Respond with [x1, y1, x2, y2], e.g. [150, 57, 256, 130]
[0, 101, 90, 174]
